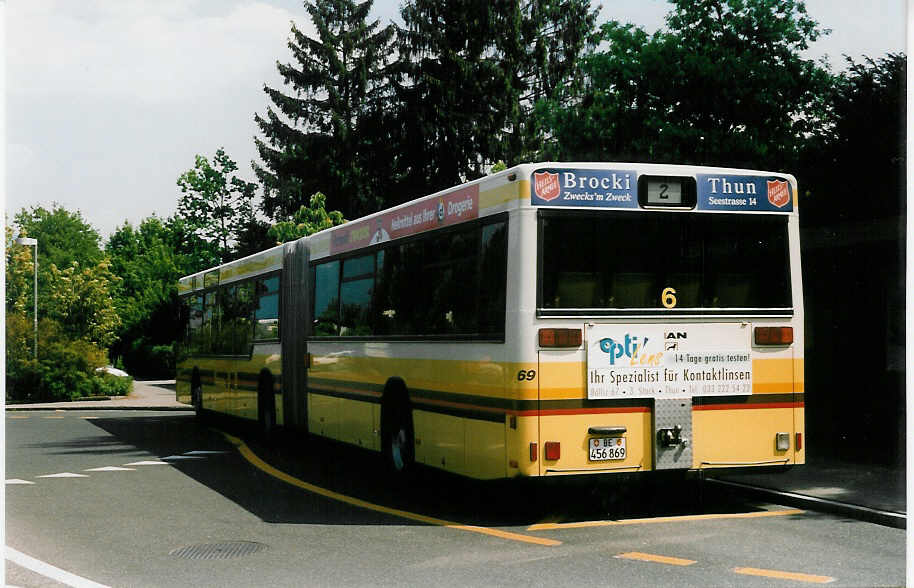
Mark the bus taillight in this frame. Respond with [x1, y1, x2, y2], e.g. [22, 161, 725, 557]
[544, 442, 561, 461]
[539, 328, 582, 348]
[754, 326, 793, 345]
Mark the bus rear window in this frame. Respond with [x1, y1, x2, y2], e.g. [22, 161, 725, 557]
[540, 212, 791, 311]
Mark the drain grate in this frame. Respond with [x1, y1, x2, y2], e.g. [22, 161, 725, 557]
[169, 541, 267, 560]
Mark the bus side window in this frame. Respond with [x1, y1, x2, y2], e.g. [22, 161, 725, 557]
[254, 275, 280, 340]
[234, 281, 255, 353]
[202, 292, 216, 354]
[478, 221, 507, 336]
[213, 285, 235, 355]
[340, 254, 375, 336]
[313, 261, 340, 336]
[186, 294, 204, 355]
[423, 228, 478, 334]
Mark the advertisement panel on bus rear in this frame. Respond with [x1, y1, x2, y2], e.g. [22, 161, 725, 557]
[696, 174, 793, 212]
[531, 168, 638, 208]
[586, 323, 753, 399]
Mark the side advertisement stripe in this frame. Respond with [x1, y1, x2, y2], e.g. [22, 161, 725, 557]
[694, 402, 804, 411]
[307, 378, 804, 422]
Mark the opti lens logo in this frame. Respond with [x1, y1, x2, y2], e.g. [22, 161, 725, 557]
[599, 334, 662, 366]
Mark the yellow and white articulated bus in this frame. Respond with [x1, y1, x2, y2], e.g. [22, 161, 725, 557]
[177, 162, 804, 479]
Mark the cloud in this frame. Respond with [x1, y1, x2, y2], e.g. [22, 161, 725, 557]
[6, 1, 308, 236]
[8, 1, 306, 106]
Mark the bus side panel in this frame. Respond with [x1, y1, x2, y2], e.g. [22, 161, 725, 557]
[176, 363, 192, 405]
[309, 392, 340, 440]
[465, 418, 506, 479]
[414, 410, 465, 473]
[235, 346, 281, 422]
[337, 397, 376, 450]
[794, 357, 806, 464]
[308, 350, 508, 478]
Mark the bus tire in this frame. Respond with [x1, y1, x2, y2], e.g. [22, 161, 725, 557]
[257, 369, 276, 438]
[191, 367, 204, 420]
[381, 378, 414, 474]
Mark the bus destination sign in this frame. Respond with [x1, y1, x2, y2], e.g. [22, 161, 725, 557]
[531, 168, 638, 208]
[696, 174, 793, 212]
[532, 169, 793, 213]
[586, 323, 753, 400]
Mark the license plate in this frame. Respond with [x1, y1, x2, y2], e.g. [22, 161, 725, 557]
[589, 437, 626, 461]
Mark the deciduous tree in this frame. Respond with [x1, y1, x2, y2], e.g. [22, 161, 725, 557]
[537, 0, 832, 170]
[267, 192, 346, 243]
[177, 148, 259, 262]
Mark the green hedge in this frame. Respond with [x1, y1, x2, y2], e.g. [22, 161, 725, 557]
[6, 315, 131, 402]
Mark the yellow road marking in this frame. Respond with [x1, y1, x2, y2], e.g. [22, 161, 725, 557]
[734, 566, 835, 584]
[615, 552, 696, 566]
[527, 508, 804, 531]
[9, 415, 29, 419]
[43, 416, 65, 419]
[219, 431, 561, 547]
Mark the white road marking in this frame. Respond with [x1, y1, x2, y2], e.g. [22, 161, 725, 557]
[6, 546, 111, 588]
[122, 460, 169, 466]
[184, 450, 228, 455]
[84, 466, 136, 472]
[6, 479, 35, 485]
[37, 473, 89, 478]
[161, 455, 204, 460]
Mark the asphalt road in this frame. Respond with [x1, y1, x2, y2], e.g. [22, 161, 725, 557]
[6, 410, 906, 587]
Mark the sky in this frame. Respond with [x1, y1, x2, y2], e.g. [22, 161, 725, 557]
[4, 0, 908, 240]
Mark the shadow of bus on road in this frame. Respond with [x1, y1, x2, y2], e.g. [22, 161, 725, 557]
[86, 411, 767, 528]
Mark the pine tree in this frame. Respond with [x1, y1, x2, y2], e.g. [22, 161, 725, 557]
[393, 1, 508, 197]
[254, 0, 395, 220]
[391, 1, 596, 196]
[506, 0, 597, 162]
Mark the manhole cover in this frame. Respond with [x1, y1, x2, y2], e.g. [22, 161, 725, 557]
[169, 541, 267, 560]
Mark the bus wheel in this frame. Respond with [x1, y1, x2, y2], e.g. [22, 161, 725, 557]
[191, 367, 203, 420]
[382, 379, 414, 474]
[257, 369, 276, 437]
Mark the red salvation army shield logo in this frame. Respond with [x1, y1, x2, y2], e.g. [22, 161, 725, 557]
[534, 172, 561, 202]
[767, 179, 791, 208]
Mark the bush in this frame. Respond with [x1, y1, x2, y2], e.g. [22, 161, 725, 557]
[5, 315, 128, 402]
[92, 373, 133, 397]
[122, 338, 175, 379]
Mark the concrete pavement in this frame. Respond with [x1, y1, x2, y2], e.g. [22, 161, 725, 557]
[5, 381, 905, 528]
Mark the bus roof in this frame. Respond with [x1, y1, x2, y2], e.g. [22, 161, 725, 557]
[179, 161, 798, 282]
[178, 243, 284, 294]
[306, 162, 796, 261]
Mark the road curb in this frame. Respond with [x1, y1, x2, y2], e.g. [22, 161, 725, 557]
[706, 477, 906, 529]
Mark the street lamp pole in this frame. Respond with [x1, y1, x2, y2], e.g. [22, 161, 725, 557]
[15, 237, 38, 359]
